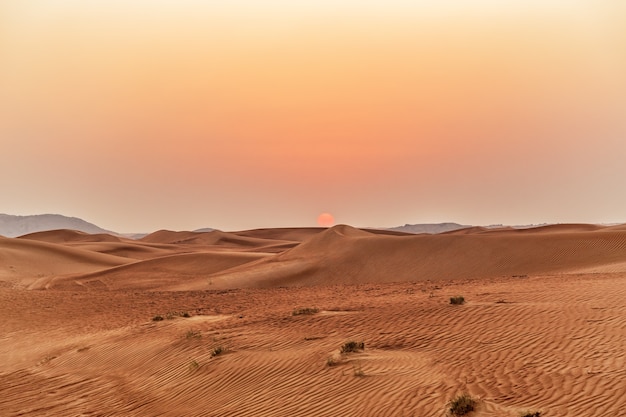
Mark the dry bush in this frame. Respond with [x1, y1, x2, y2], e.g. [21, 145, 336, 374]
[448, 393, 476, 416]
[340, 341, 365, 354]
[450, 296, 465, 305]
[292, 307, 319, 316]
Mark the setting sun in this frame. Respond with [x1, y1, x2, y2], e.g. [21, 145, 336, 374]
[317, 213, 335, 227]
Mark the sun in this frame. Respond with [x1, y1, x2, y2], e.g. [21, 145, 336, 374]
[317, 212, 335, 227]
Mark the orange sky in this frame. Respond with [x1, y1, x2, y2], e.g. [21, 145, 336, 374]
[1, 1, 625, 231]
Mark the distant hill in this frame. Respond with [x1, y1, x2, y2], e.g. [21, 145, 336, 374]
[0, 214, 116, 237]
[387, 222, 470, 234]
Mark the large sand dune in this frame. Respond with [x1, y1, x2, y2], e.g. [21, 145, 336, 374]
[8, 224, 626, 291]
[173, 224, 626, 290]
[1, 224, 625, 416]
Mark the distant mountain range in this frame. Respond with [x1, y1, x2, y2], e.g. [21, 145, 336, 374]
[387, 222, 470, 234]
[0, 214, 116, 238]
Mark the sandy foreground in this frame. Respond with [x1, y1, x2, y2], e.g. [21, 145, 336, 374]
[1, 225, 625, 416]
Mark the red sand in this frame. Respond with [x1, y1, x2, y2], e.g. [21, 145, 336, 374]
[1, 224, 625, 416]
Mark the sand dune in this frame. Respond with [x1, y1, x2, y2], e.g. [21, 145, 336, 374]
[47, 252, 269, 291]
[140, 229, 297, 252]
[19, 229, 124, 243]
[0, 236, 134, 289]
[1, 225, 626, 416]
[140, 229, 201, 243]
[58, 241, 183, 260]
[444, 226, 490, 234]
[231, 227, 325, 242]
[190, 224, 626, 290]
[16, 223, 626, 291]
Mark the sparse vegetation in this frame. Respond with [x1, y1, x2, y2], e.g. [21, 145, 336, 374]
[340, 341, 365, 354]
[520, 412, 541, 417]
[188, 360, 199, 371]
[326, 356, 339, 367]
[153, 311, 191, 321]
[210, 346, 226, 357]
[352, 363, 365, 377]
[450, 296, 466, 305]
[185, 330, 202, 339]
[448, 393, 476, 416]
[292, 307, 319, 316]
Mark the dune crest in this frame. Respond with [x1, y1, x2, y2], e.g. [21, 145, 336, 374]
[3, 224, 626, 291]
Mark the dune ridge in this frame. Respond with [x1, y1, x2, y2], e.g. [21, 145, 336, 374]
[3, 224, 626, 291]
[187, 224, 626, 290]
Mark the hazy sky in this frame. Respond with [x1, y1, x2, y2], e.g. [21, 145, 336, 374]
[2, 1, 625, 232]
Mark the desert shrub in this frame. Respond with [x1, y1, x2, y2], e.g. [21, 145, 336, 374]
[211, 346, 226, 357]
[292, 307, 319, 316]
[520, 412, 541, 417]
[154, 311, 191, 321]
[340, 341, 365, 354]
[188, 360, 199, 371]
[352, 363, 365, 377]
[326, 356, 339, 367]
[450, 296, 465, 305]
[186, 330, 201, 339]
[448, 393, 476, 416]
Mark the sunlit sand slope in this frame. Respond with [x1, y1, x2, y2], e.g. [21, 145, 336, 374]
[0, 236, 133, 288]
[202, 224, 626, 289]
[48, 252, 269, 291]
[11, 224, 626, 291]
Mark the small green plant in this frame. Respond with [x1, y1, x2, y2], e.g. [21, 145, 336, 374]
[152, 315, 164, 321]
[340, 341, 365, 354]
[292, 307, 319, 316]
[450, 296, 465, 305]
[210, 346, 226, 357]
[186, 330, 202, 339]
[520, 412, 541, 417]
[448, 393, 476, 416]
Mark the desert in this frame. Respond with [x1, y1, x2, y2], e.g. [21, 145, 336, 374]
[4, 1, 626, 415]
[1, 224, 625, 416]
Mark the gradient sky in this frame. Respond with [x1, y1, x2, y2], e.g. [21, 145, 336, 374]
[1, 1, 625, 232]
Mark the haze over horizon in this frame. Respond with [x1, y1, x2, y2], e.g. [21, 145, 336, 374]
[2, 1, 625, 232]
